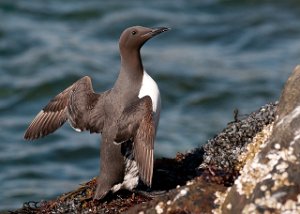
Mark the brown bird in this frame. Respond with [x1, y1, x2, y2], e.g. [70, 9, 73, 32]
[24, 26, 169, 200]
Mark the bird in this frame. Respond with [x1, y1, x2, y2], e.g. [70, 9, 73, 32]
[24, 26, 169, 200]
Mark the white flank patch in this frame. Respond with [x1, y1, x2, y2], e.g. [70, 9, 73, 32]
[111, 154, 139, 192]
[74, 128, 82, 132]
[111, 183, 122, 193]
[68, 119, 82, 132]
[138, 70, 161, 129]
[122, 157, 139, 190]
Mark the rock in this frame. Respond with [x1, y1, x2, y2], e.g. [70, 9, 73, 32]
[11, 107, 277, 213]
[10, 100, 277, 213]
[126, 177, 227, 214]
[220, 65, 300, 213]
[12, 67, 293, 213]
[199, 102, 277, 184]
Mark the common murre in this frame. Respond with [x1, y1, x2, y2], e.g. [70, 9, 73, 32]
[24, 26, 170, 200]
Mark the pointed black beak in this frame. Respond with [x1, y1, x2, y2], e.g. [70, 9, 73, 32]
[142, 27, 171, 39]
[151, 27, 171, 36]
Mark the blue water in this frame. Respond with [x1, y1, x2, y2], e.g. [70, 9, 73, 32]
[1, 0, 300, 210]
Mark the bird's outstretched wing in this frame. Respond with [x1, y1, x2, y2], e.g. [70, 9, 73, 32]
[24, 76, 105, 140]
[115, 96, 155, 187]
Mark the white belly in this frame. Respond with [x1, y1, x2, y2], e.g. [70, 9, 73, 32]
[111, 152, 139, 192]
[138, 70, 161, 130]
[111, 71, 160, 192]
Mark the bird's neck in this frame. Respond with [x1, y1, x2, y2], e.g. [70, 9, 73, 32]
[115, 48, 144, 91]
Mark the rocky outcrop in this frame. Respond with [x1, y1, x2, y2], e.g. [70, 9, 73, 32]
[219, 65, 300, 213]
[11, 65, 300, 213]
[199, 103, 276, 178]
[10, 105, 276, 213]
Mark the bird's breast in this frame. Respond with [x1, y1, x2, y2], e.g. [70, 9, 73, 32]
[138, 70, 161, 128]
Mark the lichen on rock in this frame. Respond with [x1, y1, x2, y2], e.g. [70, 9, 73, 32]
[13, 64, 300, 214]
[199, 102, 277, 183]
[221, 65, 300, 214]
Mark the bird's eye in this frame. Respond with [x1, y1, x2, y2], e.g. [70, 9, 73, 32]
[131, 31, 137, 35]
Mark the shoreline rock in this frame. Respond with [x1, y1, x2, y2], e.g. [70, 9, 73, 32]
[220, 65, 300, 213]
[10, 103, 276, 213]
[11, 65, 300, 213]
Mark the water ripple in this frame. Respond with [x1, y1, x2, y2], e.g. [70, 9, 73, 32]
[1, 0, 300, 210]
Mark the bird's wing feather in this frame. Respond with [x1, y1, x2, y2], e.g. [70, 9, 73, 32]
[115, 96, 155, 186]
[134, 111, 154, 186]
[24, 76, 105, 140]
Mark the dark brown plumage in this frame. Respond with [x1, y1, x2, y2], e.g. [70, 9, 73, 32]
[24, 26, 169, 200]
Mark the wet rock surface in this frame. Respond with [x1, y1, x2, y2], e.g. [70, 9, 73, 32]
[200, 102, 277, 173]
[16, 63, 300, 213]
[10, 100, 276, 213]
[126, 177, 227, 214]
[220, 65, 300, 213]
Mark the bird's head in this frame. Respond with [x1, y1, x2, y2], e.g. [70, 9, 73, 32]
[119, 26, 170, 52]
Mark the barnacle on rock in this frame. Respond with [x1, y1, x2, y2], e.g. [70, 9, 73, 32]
[200, 103, 277, 179]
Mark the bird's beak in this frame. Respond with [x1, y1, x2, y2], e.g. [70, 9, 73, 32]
[142, 27, 171, 39]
